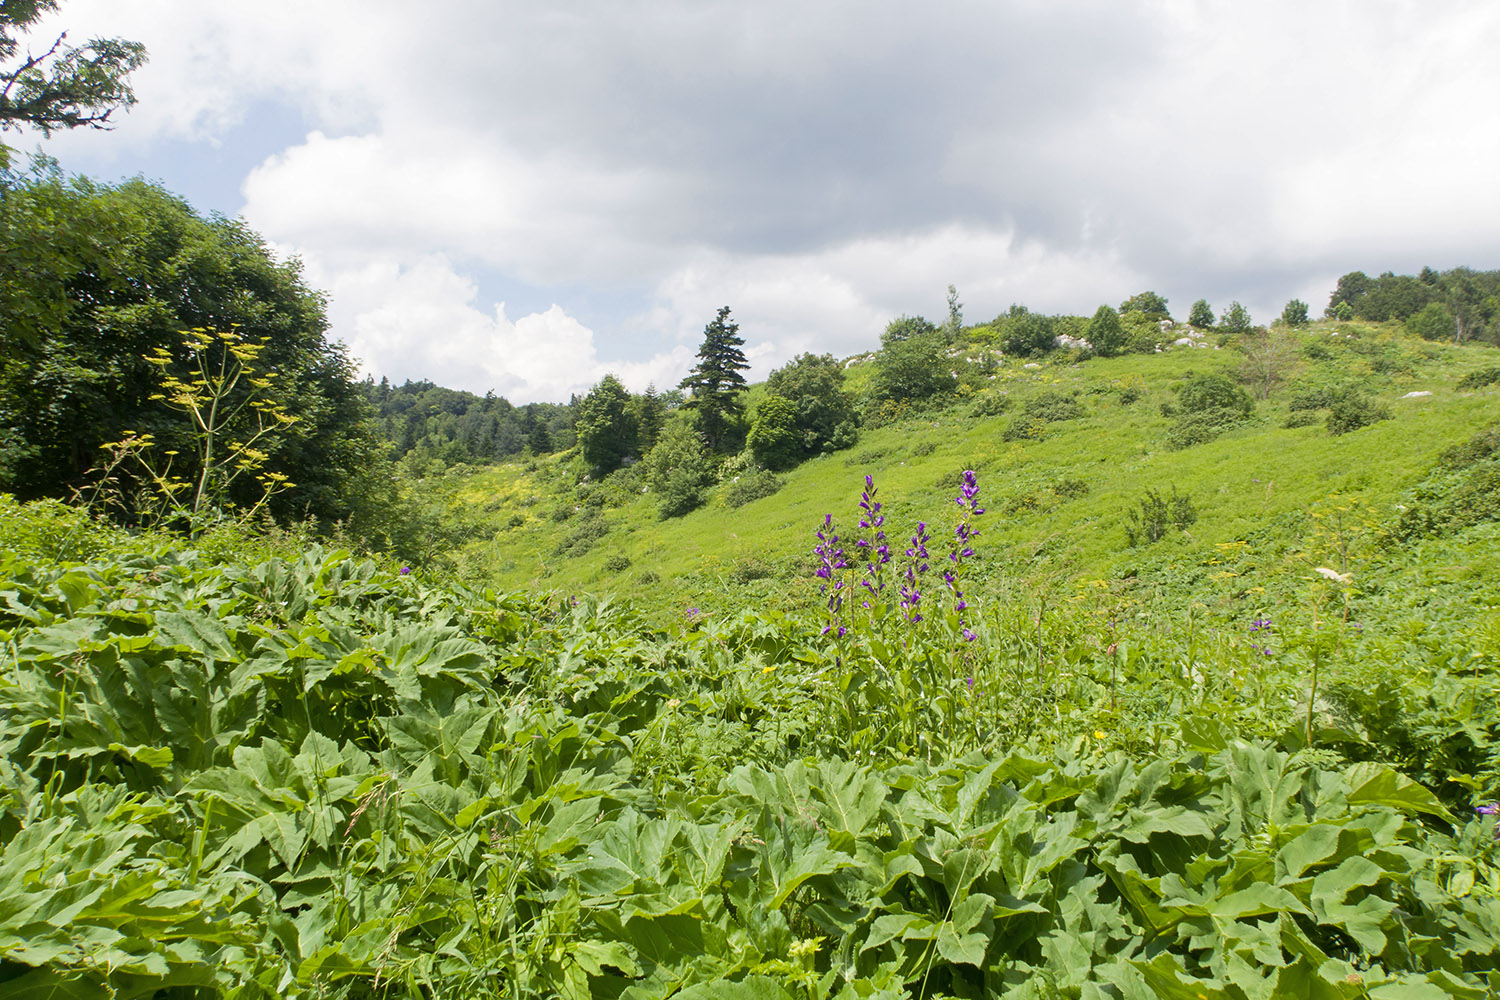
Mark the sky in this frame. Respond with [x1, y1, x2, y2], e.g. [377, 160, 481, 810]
[18, 1, 1500, 404]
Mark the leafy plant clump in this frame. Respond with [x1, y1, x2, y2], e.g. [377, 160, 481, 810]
[1327, 394, 1393, 435]
[1457, 365, 1500, 390]
[725, 469, 786, 508]
[1022, 389, 1085, 422]
[1124, 484, 1197, 546]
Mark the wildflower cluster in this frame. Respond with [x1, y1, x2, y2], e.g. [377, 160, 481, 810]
[813, 471, 985, 639]
[854, 476, 892, 604]
[944, 470, 984, 641]
[1248, 616, 1273, 656]
[814, 514, 849, 636]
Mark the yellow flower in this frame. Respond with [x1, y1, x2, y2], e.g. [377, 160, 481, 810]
[761, 665, 777, 674]
[1094, 730, 1106, 740]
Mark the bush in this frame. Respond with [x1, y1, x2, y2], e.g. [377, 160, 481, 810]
[1287, 386, 1336, 411]
[724, 470, 785, 509]
[603, 553, 632, 572]
[1118, 384, 1144, 405]
[1302, 340, 1333, 361]
[1457, 366, 1500, 390]
[1051, 477, 1089, 500]
[1124, 485, 1197, 547]
[970, 391, 1011, 417]
[1165, 407, 1249, 450]
[1003, 417, 1047, 442]
[1023, 390, 1084, 422]
[1282, 410, 1323, 429]
[1326, 395, 1392, 435]
[555, 510, 610, 557]
[1178, 373, 1253, 417]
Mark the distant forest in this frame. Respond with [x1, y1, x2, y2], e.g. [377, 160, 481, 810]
[359, 378, 577, 466]
[1327, 267, 1500, 343]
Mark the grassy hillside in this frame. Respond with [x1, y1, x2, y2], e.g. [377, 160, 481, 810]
[417, 322, 1500, 633]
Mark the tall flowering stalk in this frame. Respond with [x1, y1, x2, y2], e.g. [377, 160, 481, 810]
[945, 470, 985, 641]
[814, 513, 849, 636]
[900, 521, 931, 624]
[854, 475, 893, 604]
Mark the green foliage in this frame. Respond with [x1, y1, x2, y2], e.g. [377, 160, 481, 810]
[870, 331, 956, 403]
[763, 352, 858, 458]
[0, 166, 395, 540]
[1124, 483, 1197, 545]
[1085, 304, 1125, 356]
[1002, 416, 1047, 442]
[1119, 289, 1171, 319]
[747, 394, 801, 470]
[1219, 301, 1254, 333]
[724, 469, 785, 508]
[1408, 301, 1457, 341]
[5, 524, 1495, 998]
[881, 313, 938, 347]
[361, 378, 570, 464]
[679, 306, 750, 451]
[1457, 366, 1500, 390]
[1280, 298, 1310, 326]
[1395, 424, 1500, 540]
[645, 416, 715, 519]
[1326, 395, 1392, 436]
[1023, 389, 1084, 422]
[0, 1, 146, 164]
[1178, 373, 1253, 416]
[1188, 299, 1216, 328]
[575, 374, 638, 474]
[999, 305, 1058, 359]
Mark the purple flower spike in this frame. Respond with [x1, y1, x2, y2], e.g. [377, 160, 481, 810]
[1249, 617, 1272, 633]
[1478, 803, 1500, 816]
[399, 566, 411, 575]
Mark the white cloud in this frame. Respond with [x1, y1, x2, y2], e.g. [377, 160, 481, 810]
[21, 0, 1500, 400]
[287, 247, 692, 403]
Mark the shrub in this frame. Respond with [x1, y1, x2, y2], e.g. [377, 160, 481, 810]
[555, 510, 609, 557]
[1458, 366, 1500, 390]
[911, 439, 937, 457]
[970, 391, 1011, 417]
[1166, 407, 1249, 450]
[724, 469, 785, 508]
[1024, 390, 1084, 422]
[1287, 386, 1336, 411]
[1051, 477, 1090, 500]
[1118, 384, 1144, 405]
[1303, 340, 1333, 361]
[1178, 373, 1252, 417]
[603, 553, 632, 572]
[727, 558, 776, 584]
[1003, 417, 1047, 442]
[1124, 485, 1197, 547]
[1282, 410, 1323, 429]
[1326, 395, 1392, 435]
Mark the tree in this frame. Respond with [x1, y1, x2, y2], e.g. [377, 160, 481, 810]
[747, 394, 801, 470]
[1237, 329, 1298, 400]
[763, 352, 857, 456]
[1085, 304, 1125, 356]
[1, 1, 146, 167]
[881, 313, 938, 348]
[1407, 301, 1456, 342]
[679, 306, 749, 451]
[1219, 301, 1253, 333]
[574, 374, 637, 474]
[1280, 299, 1310, 327]
[943, 284, 963, 343]
[999, 305, 1057, 358]
[645, 414, 713, 518]
[0, 166, 392, 536]
[1119, 291, 1171, 320]
[1188, 299, 1215, 329]
[1325, 271, 1371, 317]
[630, 383, 666, 454]
[871, 331, 955, 402]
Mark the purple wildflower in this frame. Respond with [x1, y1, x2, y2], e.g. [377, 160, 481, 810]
[945, 471, 984, 641]
[900, 521, 930, 623]
[399, 566, 411, 575]
[1249, 617, 1272, 632]
[1478, 803, 1499, 815]
[855, 475, 891, 598]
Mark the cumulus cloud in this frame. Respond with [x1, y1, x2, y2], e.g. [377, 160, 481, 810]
[27, 0, 1500, 398]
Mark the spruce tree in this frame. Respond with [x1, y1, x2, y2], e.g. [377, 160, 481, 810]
[679, 306, 750, 451]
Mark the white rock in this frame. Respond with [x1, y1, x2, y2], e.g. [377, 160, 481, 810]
[1401, 390, 1432, 398]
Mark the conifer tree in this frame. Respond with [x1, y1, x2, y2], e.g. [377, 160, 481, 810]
[679, 306, 749, 451]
